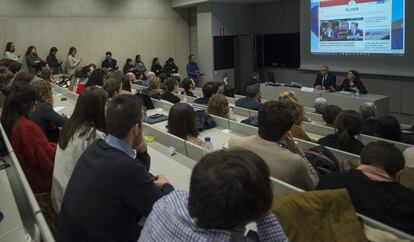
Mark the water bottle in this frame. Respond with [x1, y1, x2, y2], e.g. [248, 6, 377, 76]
[202, 137, 214, 155]
[182, 92, 187, 102]
[355, 88, 360, 97]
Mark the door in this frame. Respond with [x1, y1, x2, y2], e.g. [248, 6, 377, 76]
[234, 35, 256, 94]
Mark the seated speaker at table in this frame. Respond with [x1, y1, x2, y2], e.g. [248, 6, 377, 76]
[313, 65, 336, 91]
[335, 70, 368, 94]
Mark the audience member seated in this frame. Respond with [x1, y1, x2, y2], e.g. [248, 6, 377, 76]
[194, 81, 219, 105]
[336, 70, 368, 94]
[229, 101, 319, 190]
[4, 42, 20, 61]
[401, 147, 414, 192]
[139, 150, 288, 241]
[322, 105, 342, 127]
[168, 103, 202, 145]
[221, 73, 236, 98]
[208, 94, 233, 120]
[75, 65, 94, 94]
[39, 68, 56, 84]
[25, 46, 43, 74]
[37, 61, 50, 76]
[313, 65, 336, 91]
[133, 55, 147, 75]
[65, 47, 81, 76]
[163, 57, 178, 76]
[8, 60, 22, 74]
[134, 72, 148, 86]
[235, 84, 262, 111]
[13, 71, 35, 84]
[0, 67, 14, 97]
[85, 68, 105, 88]
[314, 97, 328, 114]
[57, 95, 174, 241]
[142, 76, 163, 99]
[244, 72, 261, 92]
[161, 77, 181, 104]
[1, 83, 56, 193]
[279, 91, 315, 143]
[316, 141, 414, 235]
[29, 79, 68, 142]
[101, 51, 117, 70]
[123, 58, 134, 74]
[52, 87, 108, 213]
[151, 57, 163, 76]
[317, 110, 365, 155]
[180, 77, 196, 97]
[46, 47, 63, 74]
[375, 115, 402, 143]
[360, 102, 377, 136]
[103, 77, 123, 99]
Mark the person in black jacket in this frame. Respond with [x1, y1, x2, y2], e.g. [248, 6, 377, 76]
[123, 58, 134, 74]
[194, 82, 219, 105]
[161, 77, 181, 104]
[151, 57, 163, 76]
[46, 47, 63, 74]
[181, 78, 196, 97]
[317, 110, 365, 155]
[313, 65, 336, 91]
[29, 79, 68, 142]
[336, 70, 368, 94]
[101, 51, 118, 70]
[163, 57, 178, 76]
[316, 141, 414, 235]
[57, 94, 174, 242]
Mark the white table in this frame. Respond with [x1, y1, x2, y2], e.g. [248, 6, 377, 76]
[0, 169, 27, 242]
[260, 84, 390, 117]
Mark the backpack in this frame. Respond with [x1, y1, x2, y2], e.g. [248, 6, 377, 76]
[195, 110, 216, 131]
[304, 146, 339, 177]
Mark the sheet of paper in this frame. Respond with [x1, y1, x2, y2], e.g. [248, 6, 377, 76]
[53, 106, 66, 113]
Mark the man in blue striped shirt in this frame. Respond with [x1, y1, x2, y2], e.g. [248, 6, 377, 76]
[139, 150, 288, 242]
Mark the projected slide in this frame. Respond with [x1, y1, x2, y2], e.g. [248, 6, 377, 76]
[311, 0, 405, 55]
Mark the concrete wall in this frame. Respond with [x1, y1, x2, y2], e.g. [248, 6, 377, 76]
[0, 0, 190, 73]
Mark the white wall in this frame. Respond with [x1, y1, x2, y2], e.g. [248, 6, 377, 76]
[196, 3, 214, 84]
[0, 0, 190, 73]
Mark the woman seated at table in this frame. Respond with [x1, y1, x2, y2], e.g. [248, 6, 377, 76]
[143, 76, 163, 100]
[208, 94, 235, 120]
[52, 87, 108, 213]
[317, 110, 365, 155]
[279, 91, 315, 143]
[29, 79, 69, 142]
[168, 103, 202, 145]
[161, 77, 181, 104]
[336, 70, 368, 94]
[1, 82, 56, 193]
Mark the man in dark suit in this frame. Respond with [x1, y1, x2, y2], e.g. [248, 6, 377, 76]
[313, 65, 336, 91]
[348, 22, 363, 39]
[101, 51, 118, 70]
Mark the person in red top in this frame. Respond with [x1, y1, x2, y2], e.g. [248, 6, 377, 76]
[1, 82, 56, 193]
